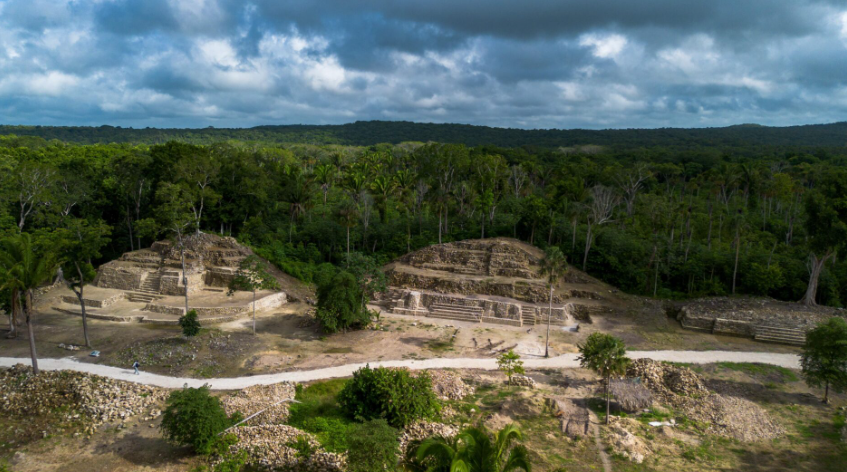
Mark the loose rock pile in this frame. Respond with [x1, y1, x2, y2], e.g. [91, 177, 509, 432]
[426, 370, 475, 400]
[0, 364, 165, 434]
[674, 394, 784, 442]
[627, 359, 783, 442]
[607, 420, 650, 463]
[399, 421, 459, 453]
[626, 359, 708, 400]
[510, 375, 536, 388]
[228, 424, 345, 472]
[221, 382, 296, 425]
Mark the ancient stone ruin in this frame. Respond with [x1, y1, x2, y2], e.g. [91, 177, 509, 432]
[53, 233, 287, 323]
[675, 296, 846, 346]
[383, 238, 605, 327]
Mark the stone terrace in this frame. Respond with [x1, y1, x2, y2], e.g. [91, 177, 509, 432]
[676, 296, 845, 345]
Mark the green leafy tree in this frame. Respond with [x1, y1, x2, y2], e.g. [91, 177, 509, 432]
[156, 182, 196, 313]
[179, 309, 201, 337]
[227, 255, 281, 335]
[578, 332, 631, 424]
[54, 219, 111, 347]
[497, 349, 525, 385]
[540, 246, 568, 358]
[413, 424, 531, 472]
[315, 270, 370, 333]
[338, 365, 439, 428]
[0, 233, 58, 373]
[801, 317, 847, 403]
[160, 385, 233, 455]
[347, 419, 400, 472]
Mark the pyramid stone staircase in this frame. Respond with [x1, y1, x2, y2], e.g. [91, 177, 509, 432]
[428, 303, 484, 323]
[127, 272, 165, 303]
[754, 325, 806, 346]
[521, 306, 537, 326]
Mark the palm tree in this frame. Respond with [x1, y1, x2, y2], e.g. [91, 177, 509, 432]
[413, 424, 532, 472]
[0, 233, 59, 374]
[540, 247, 567, 358]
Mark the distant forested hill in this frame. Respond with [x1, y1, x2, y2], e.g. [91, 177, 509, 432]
[1, 120, 846, 148]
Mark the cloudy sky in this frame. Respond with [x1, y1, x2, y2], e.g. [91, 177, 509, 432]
[1, 0, 846, 129]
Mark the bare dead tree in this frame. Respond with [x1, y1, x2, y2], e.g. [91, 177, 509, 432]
[15, 163, 55, 231]
[616, 163, 651, 219]
[582, 185, 619, 271]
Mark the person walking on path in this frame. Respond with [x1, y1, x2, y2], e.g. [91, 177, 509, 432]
[132, 360, 140, 375]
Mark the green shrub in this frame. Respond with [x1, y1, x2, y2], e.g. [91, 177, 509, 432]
[338, 365, 438, 428]
[179, 309, 201, 337]
[160, 385, 234, 454]
[287, 379, 356, 453]
[346, 419, 400, 472]
[210, 434, 248, 472]
[315, 271, 370, 333]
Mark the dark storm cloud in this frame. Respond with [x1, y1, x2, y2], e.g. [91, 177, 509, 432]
[0, 0, 845, 128]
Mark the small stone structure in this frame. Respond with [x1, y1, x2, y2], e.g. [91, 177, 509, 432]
[95, 233, 252, 296]
[53, 233, 287, 321]
[384, 239, 591, 327]
[675, 296, 845, 345]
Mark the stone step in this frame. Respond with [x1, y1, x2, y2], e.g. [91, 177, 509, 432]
[754, 334, 805, 346]
[756, 325, 806, 335]
[430, 304, 483, 314]
[428, 311, 481, 323]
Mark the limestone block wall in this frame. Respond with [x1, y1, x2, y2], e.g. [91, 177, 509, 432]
[159, 272, 205, 296]
[205, 267, 238, 288]
[252, 292, 288, 310]
[712, 318, 755, 337]
[61, 292, 126, 308]
[94, 268, 142, 291]
[388, 270, 560, 304]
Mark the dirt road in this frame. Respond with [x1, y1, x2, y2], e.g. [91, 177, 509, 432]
[0, 350, 800, 390]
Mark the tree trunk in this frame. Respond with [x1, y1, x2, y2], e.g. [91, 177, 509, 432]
[25, 290, 38, 374]
[74, 262, 90, 347]
[180, 244, 189, 314]
[801, 252, 833, 306]
[346, 226, 351, 267]
[732, 228, 741, 295]
[824, 381, 830, 403]
[438, 211, 443, 244]
[545, 284, 553, 358]
[252, 289, 257, 335]
[605, 376, 611, 425]
[6, 289, 18, 339]
[582, 222, 593, 271]
[571, 218, 577, 250]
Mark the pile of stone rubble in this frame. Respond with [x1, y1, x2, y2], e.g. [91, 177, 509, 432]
[510, 375, 536, 388]
[626, 359, 708, 400]
[626, 359, 783, 442]
[0, 364, 165, 434]
[426, 370, 475, 400]
[221, 382, 296, 425]
[227, 425, 345, 472]
[399, 421, 459, 453]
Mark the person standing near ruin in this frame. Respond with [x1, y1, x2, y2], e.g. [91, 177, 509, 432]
[132, 360, 140, 375]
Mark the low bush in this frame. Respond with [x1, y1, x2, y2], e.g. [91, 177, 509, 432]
[315, 270, 371, 333]
[179, 310, 201, 337]
[160, 385, 236, 455]
[287, 379, 356, 452]
[338, 365, 438, 428]
[346, 419, 400, 472]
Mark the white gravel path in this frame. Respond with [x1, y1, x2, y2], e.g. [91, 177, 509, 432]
[0, 351, 800, 390]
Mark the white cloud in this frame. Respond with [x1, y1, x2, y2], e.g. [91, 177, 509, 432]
[579, 33, 628, 59]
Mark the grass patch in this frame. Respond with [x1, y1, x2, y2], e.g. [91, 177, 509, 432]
[323, 347, 354, 354]
[287, 379, 355, 453]
[425, 335, 456, 353]
[715, 362, 799, 382]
